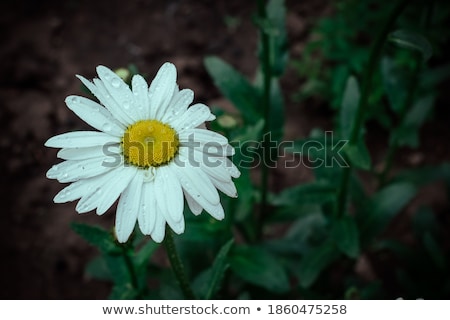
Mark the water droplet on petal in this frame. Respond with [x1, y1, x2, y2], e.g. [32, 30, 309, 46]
[123, 102, 130, 110]
[111, 78, 121, 88]
[102, 123, 112, 132]
[69, 96, 79, 104]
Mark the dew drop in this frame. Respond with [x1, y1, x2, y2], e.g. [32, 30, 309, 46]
[69, 96, 79, 104]
[102, 123, 112, 132]
[123, 102, 130, 110]
[62, 173, 68, 178]
[111, 78, 121, 88]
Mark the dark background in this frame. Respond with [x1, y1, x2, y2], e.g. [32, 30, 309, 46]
[1, 0, 449, 299]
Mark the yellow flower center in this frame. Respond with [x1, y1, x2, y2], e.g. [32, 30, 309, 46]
[122, 119, 179, 168]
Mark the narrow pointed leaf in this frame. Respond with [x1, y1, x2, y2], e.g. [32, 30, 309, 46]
[71, 222, 121, 254]
[204, 239, 234, 299]
[204, 56, 261, 124]
[332, 217, 360, 258]
[230, 245, 289, 293]
[340, 76, 360, 140]
[297, 241, 339, 288]
[389, 29, 433, 61]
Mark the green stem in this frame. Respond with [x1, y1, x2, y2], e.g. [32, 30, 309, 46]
[334, 0, 409, 217]
[257, 0, 272, 231]
[164, 227, 196, 299]
[120, 244, 139, 289]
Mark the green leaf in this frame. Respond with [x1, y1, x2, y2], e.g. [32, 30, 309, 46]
[266, 203, 322, 223]
[190, 239, 236, 300]
[135, 240, 159, 270]
[343, 139, 371, 170]
[360, 182, 417, 242]
[230, 245, 290, 293]
[266, 0, 288, 76]
[204, 239, 234, 299]
[339, 76, 360, 140]
[109, 283, 139, 300]
[204, 56, 261, 124]
[103, 254, 133, 286]
[270, 181, 336, 207]
[331, 217, 360, 258]
[297, 241, 339, 288]
[269, 79, 285, 143]
[381, 56, 409, 114]
[266, 210, 327, 255]
[71, 222, 120, 254]
[392, 94, 435, 148]
[388, 29, 433, 61]
[393, 163, 450, 187]
[85, 256, 112, 281]
[230, 118, 264, 143]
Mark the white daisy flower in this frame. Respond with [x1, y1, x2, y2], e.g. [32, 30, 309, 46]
[45, 63, 240, 243]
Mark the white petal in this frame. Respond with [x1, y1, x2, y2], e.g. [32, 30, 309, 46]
[179, 128, 229, 146]
[178, 147, 232, 183]
[45, 131, 120, 149]
[172, 103, 214, 132]
[187, 196, 224, 220]
[196, 143, 235, 157]
[138, 178, 157, 235]
[148, 62, 177, 120]
[131, 74, 150, 120]
[184, 191, 203, 215]
[93, 78, 134, 126]
[210, 176, 238, 198]
[76, 75, 130, 126]
[53, 170, 115, 203]
[46, 156, 119, 183]
[96, 66, 141, 122]
[115, 171, 143, 243]
[57, 145, 120, 160]
[65, 95, 124, 136]
[161, 89, 194, 123]
[151, 212, 166, 243]
[73, 166, 136, 214]
[95, 166, 138, 215]
[159, 166, 184, 234]
[171, 157, 220, 205]
[222, 157, 241, 178]
[202, 202, 225, 220]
